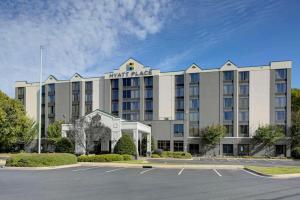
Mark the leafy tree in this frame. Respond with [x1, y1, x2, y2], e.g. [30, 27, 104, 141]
[55, 137, 74, 153]
[292, 88, 300, 112]
[47, 120, 64, 141]
[0, 90, 37, 152]
[141, 135, 155, 155]
[201, 124, 226, 155]
[253, 125, 284, 157]
[114, 134, 136, 156]
[291, 110, 300, 148]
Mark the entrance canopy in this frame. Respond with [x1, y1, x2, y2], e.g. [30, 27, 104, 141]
[61, 109, 151, 156]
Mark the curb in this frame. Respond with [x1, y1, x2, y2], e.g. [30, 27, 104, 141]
[1, 163, 81, 170]
[244, 167, 300, 179]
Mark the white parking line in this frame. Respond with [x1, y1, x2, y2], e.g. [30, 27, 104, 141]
[140, 168, 155, 174]
[242, 169, 271, 178]
[213, 169, 222, 177]
[105, 168, 124, 173]
[178, 168, 184, 175]
[72, 167, 101, 172]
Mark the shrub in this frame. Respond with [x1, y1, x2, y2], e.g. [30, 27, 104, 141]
[77, 154, 132, 162]
[153, 149, 163, 156]
[151, 154, 161, 158]
[114, 134, 136, 155]
[291, 147, 300, 159]
[55, 138, 74, 153]
[5, 153, 77, 167]
[160, 151, 192, 159]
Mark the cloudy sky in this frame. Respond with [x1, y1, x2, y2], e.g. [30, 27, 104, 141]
[0, 0, 299, 96]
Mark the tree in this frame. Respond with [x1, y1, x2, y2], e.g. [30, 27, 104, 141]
[292, 88, 300, 112]
[253, 125, 284, 157]
[55, 137, 74, 153]
[201, 124, 226, 155]
[47, 120, 64, 141]
[0, 90, 37, 152]
[291, 110, 300, 148]
[114, 134, 136, 155]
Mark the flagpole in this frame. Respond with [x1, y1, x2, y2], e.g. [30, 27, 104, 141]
[38, 46, 43, 154]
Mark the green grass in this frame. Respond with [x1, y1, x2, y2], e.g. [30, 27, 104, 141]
[5, 153, 77, 167]
[246, 166, 300, 175]
[112, 160, 148, 164]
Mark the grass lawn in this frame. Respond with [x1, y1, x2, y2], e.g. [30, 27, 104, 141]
[247, 166, 300, 175]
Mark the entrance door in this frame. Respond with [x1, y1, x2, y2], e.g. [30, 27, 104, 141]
[189, 144, 199, 155]
[275, 145, 286, 157]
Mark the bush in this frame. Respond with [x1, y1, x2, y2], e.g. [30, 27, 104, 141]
[151, 154, 161, 158]
[153, 149, 163, 156]
[5, 153, 77, 167]
[160, 151, 192, 159]
[114, 134, 136, 155]
[55, 138, 74, 153]
[77, 154, 132, 162]
[291, 147, 300, 159]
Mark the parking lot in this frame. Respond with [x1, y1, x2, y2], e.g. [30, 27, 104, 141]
[1, 166, 300, 200]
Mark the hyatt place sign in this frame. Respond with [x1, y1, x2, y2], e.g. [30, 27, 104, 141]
[107, 70, 153, 79]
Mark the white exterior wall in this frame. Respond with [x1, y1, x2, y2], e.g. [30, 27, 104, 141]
[92, 79, 100, 110]
[25, 85, 39, 121]
[249, 69, 270, 136]
[158, 75, 175, 120]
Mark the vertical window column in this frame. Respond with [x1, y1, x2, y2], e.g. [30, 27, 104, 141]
[189, 73, 200, 137]
[47, 83, 55, 124]
[175, 75, 184, 120]
[111, 79, 119, 116]
[85, 81, 93, 114]
[72, 82, 80, 120]
[275, 69, 287, 134]
[122, 77, 140, 121]
[144, 76, 153, 121]
[238, 71, 249, 137]
[223, 71, 234, 137]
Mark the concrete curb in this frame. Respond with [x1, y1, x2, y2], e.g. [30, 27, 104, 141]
[1, 163, 81, 170]
[244, 167, 300, 179]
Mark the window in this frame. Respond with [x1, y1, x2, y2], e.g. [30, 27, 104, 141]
[123, 78, 131, 87]
[224, 111, 233, 121]
[174, 141, 184, 152]
[189, 73, 199, 84]
[239, 125, 249, 137]
[174, 124, 184, 137]
[131, 90, 140, 98]
[17, 87, 25, 96]
[72, 93, 80, 102]
[48, 106, 55, 115]
[189, 99, 199, 110]
[85, 81, 93, 91]
[239, 111, 249, 121]
[112, 90, 119, 100]
[72, 105, 80, 117]
[276, 69, 287, 80]
[72, 82, 80, 92]
[48, 84, 55, 93]
[275, 111, 286, 122]
[223, 84, 234, 95]
[189, 123, 199, 137]
[175, 75, 184, 85]
[189, 86, 199, 96]
[131, 77, 140, 87]
[175, 112, 184, 120]
[239, 85, 249, 95]
[239, 71, 249, 81]
[122, 102, 131, 110]
[239, 97, 249, 109]
[145, 89, 153, 98]
[85, 104, 92, 114]
[276, 83, 286, 93]
[224, 125, 233, 137]
[85, 94, 92, 102]
[131, 101, 140, 110]
[189, 112, 199, 121]
[112, 102, 118, 112]
[145, 100, 153, 111]
[144, 77, 153, 87]
[223, 71, 234, 81]
[223, 144, 233, 156]
[131, 113, 140, 121]
[275, 145, 286, 157]
[111, 79, 119, 89]
[224, 97, 233, 108]
[123, 90, 130, 99]
[175, 99, 184, 110]
[48, 95, 55, 103]
[275, 97, 286, 107]
[144, 112, 153, 121]
[157, 140, 170, 151]
[175, 87, 184, 97]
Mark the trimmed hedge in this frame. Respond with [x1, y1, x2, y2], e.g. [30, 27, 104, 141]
[291, 147, 300, 159]
[114, 134, 136, 155]
[152, 151, 192, 159]
[5, 153, 77, 167]
[78, 154, 132, 162]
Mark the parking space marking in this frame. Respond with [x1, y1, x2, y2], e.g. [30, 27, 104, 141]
[72, 167, 101, 172]
[178, 168, 184, 175]
[242, 169, 271, 178]
[213, 169, 222, 177]
[105, 168, 124, 173]
[140, 168, 155, 174]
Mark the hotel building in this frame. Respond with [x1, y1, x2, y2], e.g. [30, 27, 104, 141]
[15, 58, 292, 156]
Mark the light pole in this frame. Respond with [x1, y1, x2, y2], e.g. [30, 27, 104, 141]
[38, 46, 43, 154]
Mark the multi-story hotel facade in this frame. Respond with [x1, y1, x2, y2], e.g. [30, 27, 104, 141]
[15, 58, 292, 157]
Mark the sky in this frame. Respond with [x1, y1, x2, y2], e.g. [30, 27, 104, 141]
[0, 0, 299, 97]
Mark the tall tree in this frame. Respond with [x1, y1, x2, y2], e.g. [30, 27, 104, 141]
[0, 90, 36, 152]
[291, 110, 300, 148]
[292, 88, 300, 112]
[47, 120, 64, 141]
[201, 124, 226, 155]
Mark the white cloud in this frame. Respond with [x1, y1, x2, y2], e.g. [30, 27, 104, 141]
[0, 0, 172, 96]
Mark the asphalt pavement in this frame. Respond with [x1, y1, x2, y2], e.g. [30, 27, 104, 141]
[0, 166, 300, 200]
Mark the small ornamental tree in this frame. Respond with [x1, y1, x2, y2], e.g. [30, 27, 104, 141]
[291, 110, 300, 148]
[47, 120, 64, 141]
[114, 134, 136, 156]
[253, 125, 284, 157]
[201, 124, 226, 155]
[55, 137, 74, 153]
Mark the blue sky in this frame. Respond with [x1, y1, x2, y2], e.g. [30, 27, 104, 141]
[0, 0, 299, 97]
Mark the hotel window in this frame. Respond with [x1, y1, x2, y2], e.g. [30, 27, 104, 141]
[275, 111, 286, 122]
[123, 78, 131, 87]
[85, 81, 93, 92]
[111, 79, 119, 89]
[224, 97, 233, 108]
[175, 75, 184, 85]
[144, 77, 153, 87]
[112, 102, 118, 112]
[145, 100, 153, 111]
[275, 69, 287, 80]
[276, 83, 286, 93]
[48, 95, 55, 103]
[122, 102, 131, 111]
[123, 90, 130, 99]
[145, 89, 153, 98]
[48, 106, 55, 115]
[224, 111, 233, 121]
[17, 87, 25, 96]
[239, 125, 249, 137]
[223, 144, 233, 156]
[189, 112, 199, 121]
[223, 84, 234, 95]
[131, 77, 140, 87]
[48, 84, 55, 93]
[189, 73, 199, 84]
[112, 90, 119, 100]
[85, 94, 92, 102]
[72, 82, 80, 92]
[131, 101, 140, 110]
[131, 113, 139, 121]
[223, 71, 234, 81]
[131, 90, 140, 99]
[275, 96, 286, 108]
[72, 93, 80, 102]
[239, 85, 249, 95]
[174, 141, 184, 152]
[85, 104, 92, 114]
[175, 112, 184, 120]
[239, 111, 249, 122]
[189, 123, 200, 137]
[175, 99, 184, 110]
[157, 140, 170, 151]
[175, 87, 184, 97]
[224, 125, 233, 137]
[174, 124, 184, 137]
[239, 71, 249, 81]
[189, 85, 199, 96]
[189, 99, 199, 110]
[72, 104, 80, 117]
[239, 97, 249, 109]
[144, 112, 153, 121]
